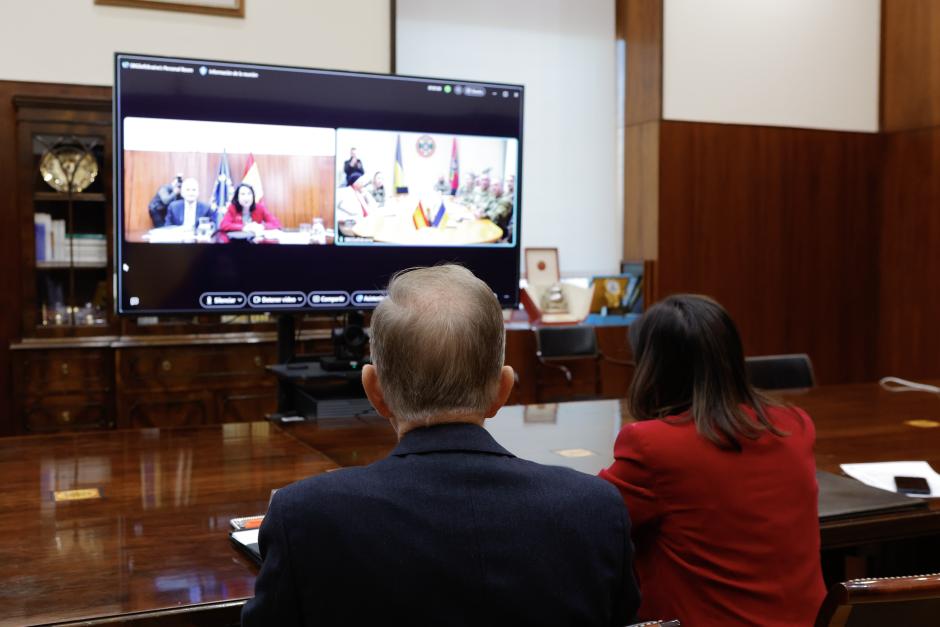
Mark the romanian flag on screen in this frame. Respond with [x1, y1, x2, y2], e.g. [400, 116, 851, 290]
[394, 134, 408, 194]
[448, 137, 459, 195]
[431, 200, 447, 227]
[241, 153, 265, 201]
[412, 202, 429, 229]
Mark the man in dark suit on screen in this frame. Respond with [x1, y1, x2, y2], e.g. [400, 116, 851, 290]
[165, 177, 213, 230]
[241, 264, 640, 627]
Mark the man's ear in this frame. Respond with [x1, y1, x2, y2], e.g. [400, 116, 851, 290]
[483, 366, 515, 419]
[362, 364, 395, 419]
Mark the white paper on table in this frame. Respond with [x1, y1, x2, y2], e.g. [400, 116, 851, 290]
[232, 528, 259, 545]
[840, 461, 940, 498]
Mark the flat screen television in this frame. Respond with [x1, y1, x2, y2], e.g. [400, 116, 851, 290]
[114, 53, 523, 314]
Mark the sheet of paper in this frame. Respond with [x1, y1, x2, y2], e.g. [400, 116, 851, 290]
[840, 461, 940, 498]
[232, 529, 259, 545]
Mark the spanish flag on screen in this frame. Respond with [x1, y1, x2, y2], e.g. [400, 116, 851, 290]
[394, 134, 408, 194]
[412, 202, 429, 229]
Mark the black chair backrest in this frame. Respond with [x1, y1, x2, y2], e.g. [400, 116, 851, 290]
[745, 353, 815, 390]
[815, 573, 940, 627]
[535, 326, 598, 360]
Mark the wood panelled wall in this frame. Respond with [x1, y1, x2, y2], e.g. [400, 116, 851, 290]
[620, 0, 885, 385]
[878, 1, 940, 379]
[620, 0, 661, 262]
[657, 122, 882, 384]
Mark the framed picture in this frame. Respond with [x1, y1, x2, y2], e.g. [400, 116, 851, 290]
[589, 273, 643, 315]
[524, 403, 558, 424]
[524, 247, 560, 284]
[95, 0, 245, 18]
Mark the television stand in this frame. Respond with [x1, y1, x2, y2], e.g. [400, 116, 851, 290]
[269, 312, 375, 421]
[267, 361, 377, 421]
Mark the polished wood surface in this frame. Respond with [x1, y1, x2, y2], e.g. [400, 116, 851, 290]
[881, 0, 940, 132]
[778, 383, 940, 548]
[0, 422, 335, 626]
[4, 381, 940, 624]
[814, 572, 940, 627]
[657, 121, 882, 385]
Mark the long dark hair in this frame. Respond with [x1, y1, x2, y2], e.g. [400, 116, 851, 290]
[628, 294, 786, 451]
[232, 183, 257, 214]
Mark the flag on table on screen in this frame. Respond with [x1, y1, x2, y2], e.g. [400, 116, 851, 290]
[241, 153, 264, 201]
[412, 202, 429, 229]
[210, 150, 234, 214]
[448, 137, 459, 195]
[394, 134, 408, 194]
[431, 200, 447, 227]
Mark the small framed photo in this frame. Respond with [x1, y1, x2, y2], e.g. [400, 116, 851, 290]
[525, 247, 560, 284]
[95, 0, 245, 18]
[589, 275, 638, 315]
[524, 403, 558, 424]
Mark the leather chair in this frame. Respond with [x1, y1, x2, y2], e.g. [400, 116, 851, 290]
[815, 573, 940, 626]
[745, 353, 815, 390]
[533, 326, 632, 401]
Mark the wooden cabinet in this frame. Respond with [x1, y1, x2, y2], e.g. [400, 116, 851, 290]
[12, 346, 115, 434]
[14, 96, 114, 337]
[115, 342, 279, 428]
[9, 331, 327, 434]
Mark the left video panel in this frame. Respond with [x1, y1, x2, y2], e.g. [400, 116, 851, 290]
[122, 117, 336, 245]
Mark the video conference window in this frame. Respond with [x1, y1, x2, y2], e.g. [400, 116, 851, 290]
[123, 117, 336, 245]
[334, 130, 517, 247]
[115, 53, 524, 313]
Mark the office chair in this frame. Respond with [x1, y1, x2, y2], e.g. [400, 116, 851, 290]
[814, 573, 940, 626]
[745, 353, 815, 390]
[533, 326, 633, 401]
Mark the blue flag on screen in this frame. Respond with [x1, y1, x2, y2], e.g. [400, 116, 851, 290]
[394, 134, 408, 194]
[211, 151, 234, 220]
[431, 200, 446, 227]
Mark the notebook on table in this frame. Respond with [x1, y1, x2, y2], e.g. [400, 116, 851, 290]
[817, 470, 928, 521]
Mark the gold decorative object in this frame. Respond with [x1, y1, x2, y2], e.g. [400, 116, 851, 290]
[39, 146, 98, 193]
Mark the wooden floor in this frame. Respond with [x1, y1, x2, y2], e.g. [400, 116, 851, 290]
[1, 382, 939, 625]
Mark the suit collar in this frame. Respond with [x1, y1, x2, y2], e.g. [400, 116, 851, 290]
[391, 422, 514, 458]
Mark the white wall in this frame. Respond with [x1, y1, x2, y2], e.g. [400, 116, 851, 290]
[663, 0, 880, 132]
[0, 0, 390, 85]
[397, 0, 620, 277]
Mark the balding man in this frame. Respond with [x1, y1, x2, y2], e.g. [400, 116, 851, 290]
[242, 265, 640, 627]
[166, 177, 213, 230]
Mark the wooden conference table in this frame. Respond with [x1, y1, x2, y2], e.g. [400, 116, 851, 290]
[2, 382, 939, 625]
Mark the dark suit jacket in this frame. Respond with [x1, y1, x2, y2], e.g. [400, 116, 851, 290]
[166, 199, 212, 228]
[242, 423, 639, 627]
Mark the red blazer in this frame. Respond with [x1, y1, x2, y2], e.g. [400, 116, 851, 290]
[599, 405, 826, 627]
[219, 202, 282, 232]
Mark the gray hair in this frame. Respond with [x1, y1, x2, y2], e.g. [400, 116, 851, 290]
[370, 264, 506, 425]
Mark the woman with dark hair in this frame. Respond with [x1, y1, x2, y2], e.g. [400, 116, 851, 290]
[600, 294, 825, 626]
[219, 183, 281, 234]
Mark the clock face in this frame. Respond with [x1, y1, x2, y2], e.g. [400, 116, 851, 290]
[605, 279, 621, 294]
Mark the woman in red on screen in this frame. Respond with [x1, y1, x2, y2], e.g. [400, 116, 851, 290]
[600, 294, 825, 627]
[219, 183, 281, 235]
